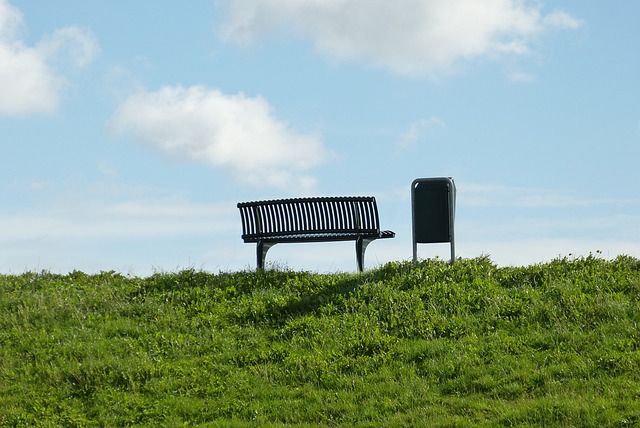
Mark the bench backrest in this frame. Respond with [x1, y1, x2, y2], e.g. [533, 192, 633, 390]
[238, 196, 382, 239]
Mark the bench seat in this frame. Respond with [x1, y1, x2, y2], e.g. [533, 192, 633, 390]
[237, 196, 395, 271]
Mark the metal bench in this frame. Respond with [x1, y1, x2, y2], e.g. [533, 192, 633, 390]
[237, 196, 395, 271]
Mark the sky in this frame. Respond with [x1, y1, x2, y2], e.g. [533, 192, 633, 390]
[1, 0, 639, 275]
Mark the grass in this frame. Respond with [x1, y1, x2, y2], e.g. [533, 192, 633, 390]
[1, 254, 640, 426]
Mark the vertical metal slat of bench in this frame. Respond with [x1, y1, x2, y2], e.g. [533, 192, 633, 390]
[250, 204, 261, 236]
[282, 201, 292, 235]
[323, 199, 332, 232]
[301, 199, 309, 231]
[280, 200, 290, 234]
[237, 204, 245, 236]
[331, 199, 342, 232]
[336, 199, 346, 231]
[256, 205, 269, 234]
[263, 203, 270, 234]
[304, 200, 313, 232]
[238, 205, 247, 236]
[316, 199, 325, 231]
[366, 198, 378, 232]
[269, 202, 280, 233]
[336, 199, 345, 231]
[293, 200, 302, 232]
[284, 201, 294, 234]
[291, 201, 298, 233]
[315, 199, 324, 231]
[274, 202, 283, 234]
[344, 199, 352, 231]
[371, 197, 381, 233]
[302, 201, 309, 232]
[271, 202, 279, 234]
[368, 198, 376, 230]
[316, 199, 323, 231]
[311, 199, 320, 232]
[332, 200, 340, 231]
[332, 199, 341, 231]
[262, 204, 273, 235]
[281, 202, 288, 234]
[247, 205, 256, 236]
[342, 200, 350, 231]
[291, 200, 301, 233]
[365, 198, 373, 229]
[333, 201, 349, 231]
[287, 204, 298, 231]
[354, 200, 367, 230]
[345, 199, 355, 231]
[359, 199, 369, 231]
[250, 204, 259, 236]
[276, 201, 286, 234]
[328, 199, 337, 231]
[318, 199, 327, 231]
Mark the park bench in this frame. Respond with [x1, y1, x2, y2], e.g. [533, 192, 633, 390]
[237, 196, 395, 272]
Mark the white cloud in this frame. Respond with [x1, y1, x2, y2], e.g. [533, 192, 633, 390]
[111, 85, 330, 192]
[507, 70, 537, 83]
[396, 116, 446, 148]
[37, 26, 99, 68]
[458, 183, 637, 209]
[0, 196, 241, 275]
[0, 0, 98, 115]
[216, 0, 582, 77]
[542, 10, 583, 30]
[0, 0, 20, 39]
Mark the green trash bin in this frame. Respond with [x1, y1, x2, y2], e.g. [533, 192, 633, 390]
[411, 177, 456, 263]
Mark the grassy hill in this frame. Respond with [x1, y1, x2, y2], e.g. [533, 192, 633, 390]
[2, 254, 640, 427]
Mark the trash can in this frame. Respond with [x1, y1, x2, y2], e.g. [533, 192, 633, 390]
[411, 177, 456, 263]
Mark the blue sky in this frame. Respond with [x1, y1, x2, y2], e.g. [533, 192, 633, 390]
[1, 0, 639, 275]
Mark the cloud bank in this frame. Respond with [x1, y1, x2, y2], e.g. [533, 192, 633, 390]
[111, 85, 329, 191]
[217, 0, 582, 76]
[0, 0, 98, 115]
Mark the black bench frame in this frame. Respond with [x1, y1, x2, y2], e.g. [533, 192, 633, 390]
[237, 196, 395, 272]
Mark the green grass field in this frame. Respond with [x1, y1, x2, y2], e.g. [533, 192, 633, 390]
[2, 254, 640, 427]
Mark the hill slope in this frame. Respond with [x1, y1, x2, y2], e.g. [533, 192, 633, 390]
[2, 255, 640, 426]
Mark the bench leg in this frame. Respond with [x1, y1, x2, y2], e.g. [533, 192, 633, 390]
[257, 241, 276, 269]
[355, 238, 374, 273]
